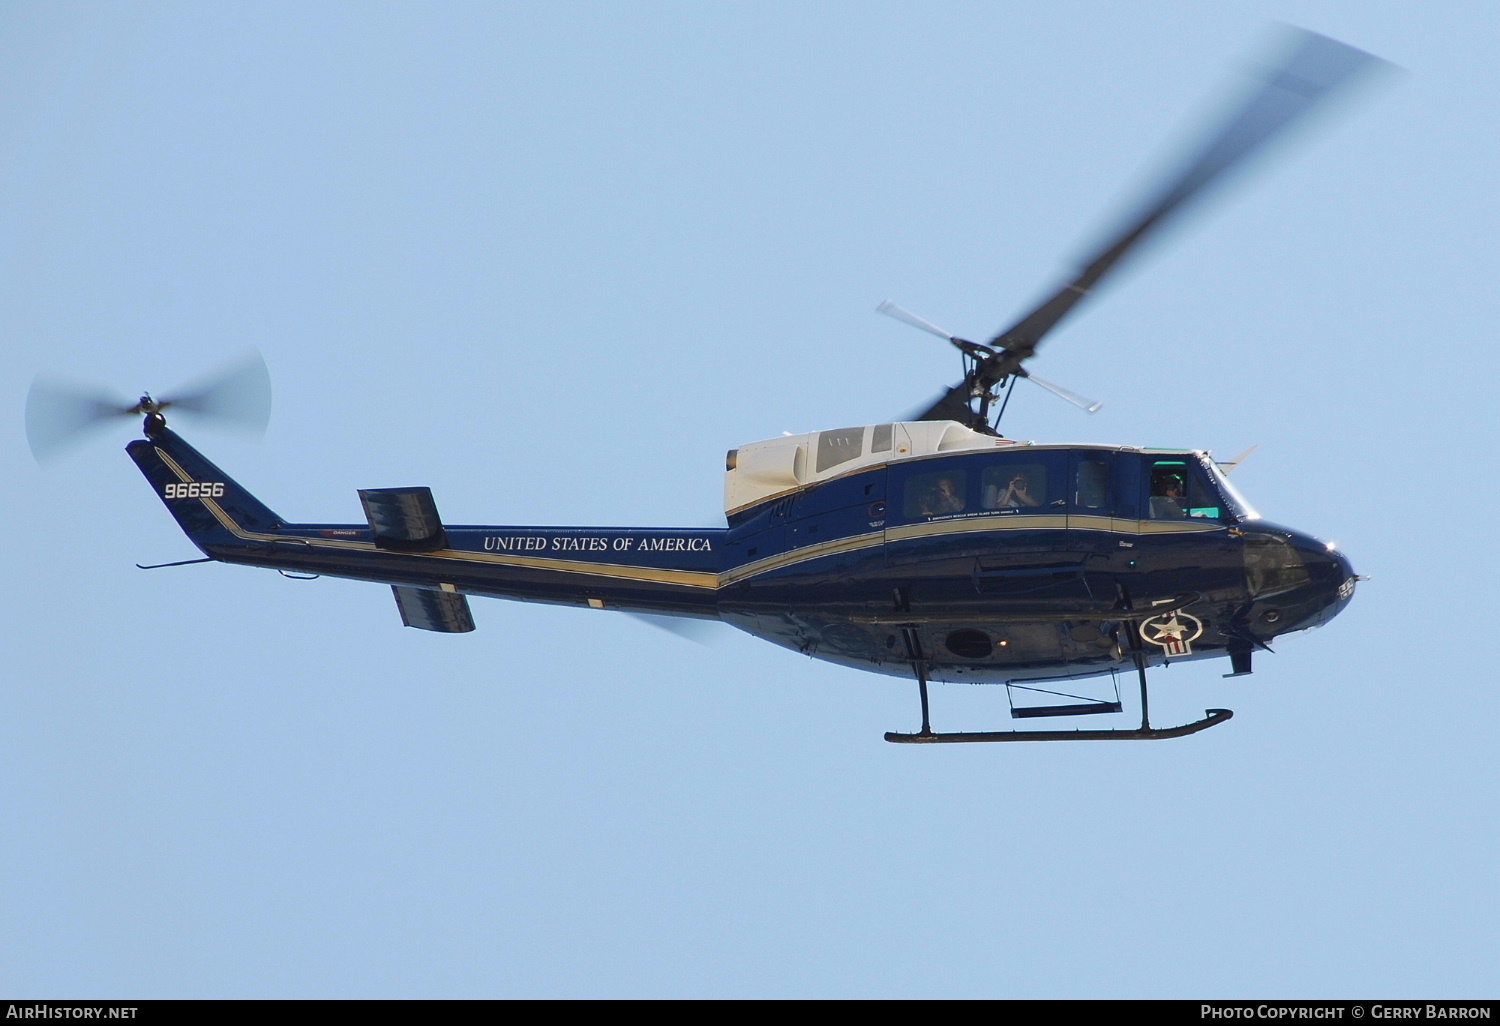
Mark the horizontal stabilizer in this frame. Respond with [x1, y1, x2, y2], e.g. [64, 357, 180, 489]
[360, 487, 449, 552]
[392, 586, 475, 633]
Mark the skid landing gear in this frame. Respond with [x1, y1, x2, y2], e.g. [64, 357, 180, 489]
[884, 621, 1233, 744]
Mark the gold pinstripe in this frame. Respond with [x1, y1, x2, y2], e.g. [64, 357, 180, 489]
[428, 547, 718, 588]
[717, 531, 885, 587]
[886, 513, 1069, 542]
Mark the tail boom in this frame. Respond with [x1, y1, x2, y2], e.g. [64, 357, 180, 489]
[128, 427, 724, 618]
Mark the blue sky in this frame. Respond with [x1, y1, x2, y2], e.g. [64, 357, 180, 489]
[2, 1, 1496, 997]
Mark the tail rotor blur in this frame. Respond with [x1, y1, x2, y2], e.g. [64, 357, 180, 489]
[25, 350, 272, 463]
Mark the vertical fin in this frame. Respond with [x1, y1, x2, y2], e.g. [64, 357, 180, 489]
[126, 427, 282, 544]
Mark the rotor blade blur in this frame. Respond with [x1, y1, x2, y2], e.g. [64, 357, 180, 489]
[625, 612, 725, 645]
[907, 384, 978, 425]
[25, 379, 132, 462]
[166, 350, 272, 435]
[981, 28, 1390, 377]
[1023, 373, 1103, 413]
[876, 300, 957, 341]
[1216, 444, 1259, 474]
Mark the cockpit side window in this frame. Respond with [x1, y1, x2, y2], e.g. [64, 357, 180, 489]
[1149, 462, 1190, 518]
[1148, 458, 1228, 520]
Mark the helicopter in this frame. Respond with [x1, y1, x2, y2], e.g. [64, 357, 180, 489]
[27, 27, 1384, 744]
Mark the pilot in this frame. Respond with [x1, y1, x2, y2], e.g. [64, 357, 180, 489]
[1150, 475, 1186, 518]
[993, 471, 1040, 509]
[920, 476, 965, 515]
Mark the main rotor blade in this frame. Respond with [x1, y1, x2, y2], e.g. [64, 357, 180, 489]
[906, 383, 979, 426]
[876, 300, 958, 342]
[1023, 373, 1103, 413]
[165, 350, 272, 436]
[25, 380, 133, 462]
[978, 27, 1389, 382]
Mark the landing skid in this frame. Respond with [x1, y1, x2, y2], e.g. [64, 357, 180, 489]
[885, 613, 1233, 744]
[884, 708, 1232, 744]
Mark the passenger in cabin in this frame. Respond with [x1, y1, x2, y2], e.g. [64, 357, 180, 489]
[919, 475, 966, 516]
[993, 472, 1041, 509]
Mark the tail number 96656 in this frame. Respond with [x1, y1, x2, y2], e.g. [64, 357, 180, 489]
[165, 482, 225, 499]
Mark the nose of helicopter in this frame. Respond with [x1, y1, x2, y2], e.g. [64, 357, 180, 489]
[1287, 530, 1358, 624]
[1242, 525, 1357, 633]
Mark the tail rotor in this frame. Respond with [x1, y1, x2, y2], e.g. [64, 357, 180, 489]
[25, 351, 272, 463]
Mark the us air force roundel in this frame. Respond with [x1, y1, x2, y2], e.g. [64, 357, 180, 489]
[1139, 611, 1204, 656]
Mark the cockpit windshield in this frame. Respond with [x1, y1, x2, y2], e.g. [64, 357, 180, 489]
[1200, 455, 1259, 521]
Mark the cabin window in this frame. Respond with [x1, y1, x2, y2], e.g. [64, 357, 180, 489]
[980, 451, 1065, 511]
[1074, 457, 1110, 511]
[903, 469, 968, 518]
[815, 427, 864, 473]
[1148, 459, 1223, 520]
[871, 423, 893, 453]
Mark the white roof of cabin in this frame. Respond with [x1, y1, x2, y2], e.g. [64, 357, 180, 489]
[724, 420, 1031, 516]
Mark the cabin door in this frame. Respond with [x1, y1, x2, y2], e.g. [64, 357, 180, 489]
[1066, 450, 1135, 606]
